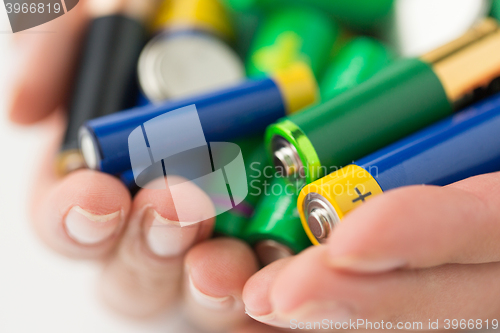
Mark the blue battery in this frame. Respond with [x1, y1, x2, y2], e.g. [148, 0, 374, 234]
[119, 169, 138, 193]
[135, 91, 152, 107]
[357, 93, 500, 190]
[79, 63, 318, 175]
[299, 93, 500, 245]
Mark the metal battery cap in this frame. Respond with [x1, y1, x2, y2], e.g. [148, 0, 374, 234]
[271, 135, 304, 182]
[79, 126, 102, 171]
[138, 33, 245, 102]
[302, 192, 340, 243]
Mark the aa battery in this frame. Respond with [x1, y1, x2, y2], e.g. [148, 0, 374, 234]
[299, 92, 500, 245]
[267, 19, 500, 187]
[119, 169, 140, 194]
[320, 37, 393, 100]
[221, 0, 393, 31]
[245, 177, 312, 266]
[56, 0, 155, 176]
[213, 138, 268, 239]
[246, 6, 339, 78]
[303, 0, 393, 31]
[138, 0, 245, 102]
[152, 0, 233, 36]
[80, 63, 318, 175]
[226, 7, 263, 60]
[493, 0, 500, 21]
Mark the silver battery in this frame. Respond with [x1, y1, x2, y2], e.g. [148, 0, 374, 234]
[138, 32, 245, 102]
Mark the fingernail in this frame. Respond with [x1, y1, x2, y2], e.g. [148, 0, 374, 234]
[143, 208, 200, 257]
[328, 256, 406, 273]
[277, 301, 354, 323]
[188, 274, 236, 310]
[64, 206, 122, 245]
[245, 309, 290, 328]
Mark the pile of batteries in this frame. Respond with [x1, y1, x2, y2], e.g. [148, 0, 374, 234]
[56, 0, 500, 266]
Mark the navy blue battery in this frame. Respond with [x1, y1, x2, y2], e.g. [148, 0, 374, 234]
[82, 77, 285, 175]
[356, 93, 500, 190]
[119, 169, 138, 192]
[135, 91, 152, 107]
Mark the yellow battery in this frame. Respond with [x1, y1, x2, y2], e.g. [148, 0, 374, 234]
[153, 0, 234, 40]
[297, 164, 383, 245]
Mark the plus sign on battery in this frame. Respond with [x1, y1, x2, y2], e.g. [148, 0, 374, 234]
[352, 187, 372, 203]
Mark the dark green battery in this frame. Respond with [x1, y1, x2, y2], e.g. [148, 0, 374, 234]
[244, 177, 312, 266]
[266, 22, 500, 186]
[267, 58, 451, 185]
[320, 37, 393, 100]
[308, 0, 393, 30]
[213, 137, 268, 239]
[221, 0, 393, 31]
[246, 6, 339, 78]
[492, 0, 500, 21]
[232, 11, 262, 60]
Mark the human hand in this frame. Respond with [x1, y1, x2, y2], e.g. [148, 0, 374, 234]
[243, 172, 500, 329]
[8, 4, 269, 332]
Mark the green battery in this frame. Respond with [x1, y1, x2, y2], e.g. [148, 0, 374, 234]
[493, 0, 500, 21]
[320, 37, 394, 100]
[213, 138, 268, 239]
[266, 19, 500, 186]
[244, 177, 312, 266]
[246, 6, 339, 78]
[309, 0, 393, 30]
[224, 5, 263, 60]
[221, 0, 392, 31]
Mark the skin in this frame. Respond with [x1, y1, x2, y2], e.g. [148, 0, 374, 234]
[243, 180, 500, 329]
[9, 1, 500, 332]
[9, 3, 265, 331]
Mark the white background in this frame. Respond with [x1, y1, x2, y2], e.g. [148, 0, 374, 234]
[0, 1, 491, 332]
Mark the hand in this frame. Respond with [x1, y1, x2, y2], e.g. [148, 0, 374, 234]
[8, 4, 266, 331]
[243, 173, 500, 329]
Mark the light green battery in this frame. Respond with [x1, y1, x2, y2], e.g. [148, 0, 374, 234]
[244, 177, 312, 266]
[213, 137, 268, 239]
[320, 37, 394, 100]
[246, 6, 339, 78]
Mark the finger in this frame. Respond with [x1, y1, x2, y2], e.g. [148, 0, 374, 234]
[184, 238, 259, 332]
[98, 177, 216, 318]
[243, 258, 293, 328]
[325, 172, 500, 273]
[8, 1, 89, 125]
[35, 170, 131, 258]
[267, 246, 500, 328]
[31, 112, 131, 258]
